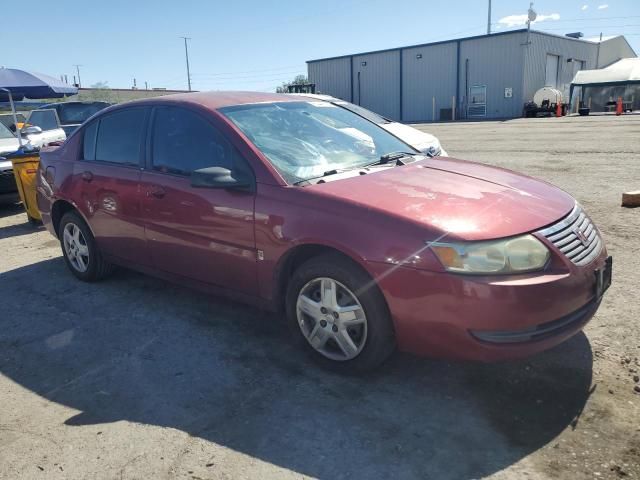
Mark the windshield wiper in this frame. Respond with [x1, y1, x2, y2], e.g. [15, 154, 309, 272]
[362, 151, 417, 168]
[293, 168, 344, 186]
[294, 151, 419, 186]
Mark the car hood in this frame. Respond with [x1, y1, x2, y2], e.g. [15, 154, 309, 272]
[307, 157, 575, 241]
[0, 137, 20, 157]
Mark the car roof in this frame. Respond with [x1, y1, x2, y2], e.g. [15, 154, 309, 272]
[123, 91, 303, 112]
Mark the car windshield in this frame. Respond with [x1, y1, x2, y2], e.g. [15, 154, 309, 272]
[220, 101, 413, 183]
[0, 113, 26, 133]
[0, 121, 14, 139]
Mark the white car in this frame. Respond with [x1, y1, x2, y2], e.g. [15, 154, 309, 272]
[0, 122, 19, 200]
[292, 93, 448, 157]
[0, 109, 66, 201]
[0, 109, 66, 152]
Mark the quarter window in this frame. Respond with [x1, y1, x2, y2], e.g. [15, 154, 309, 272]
[151, 106, 238, 175]
[82, 121, 98, 161]
[94, 108, 146, 166]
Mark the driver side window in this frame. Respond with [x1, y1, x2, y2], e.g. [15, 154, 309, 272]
[151, 106, 238, 176]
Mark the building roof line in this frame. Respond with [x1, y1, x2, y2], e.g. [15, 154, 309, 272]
[306, 28, 621, 64]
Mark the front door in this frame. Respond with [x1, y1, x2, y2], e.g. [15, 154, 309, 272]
[73, 107, 149, 264]
[140, 105, 257, 295]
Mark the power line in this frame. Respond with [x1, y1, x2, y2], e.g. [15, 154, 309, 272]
[191, 69, 305, 81]
[492, 15, 640, 25]
[188, 64, 306, 77]
[533, 24, 640, 30]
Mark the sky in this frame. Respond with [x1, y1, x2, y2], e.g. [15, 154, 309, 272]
[1, 0, 638, 92]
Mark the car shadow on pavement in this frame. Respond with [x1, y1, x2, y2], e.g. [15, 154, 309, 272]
[0, 258, 595, 480]
[0, 221, 42, 240]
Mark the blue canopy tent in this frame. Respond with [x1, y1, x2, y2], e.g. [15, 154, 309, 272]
[0, 68, 78, 148]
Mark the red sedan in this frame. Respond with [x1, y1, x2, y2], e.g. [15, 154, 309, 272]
[36, 91, 612, 373]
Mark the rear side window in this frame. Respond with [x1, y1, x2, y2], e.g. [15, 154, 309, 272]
[27, 109, 60, 131]
[151, 106, 238, 175]
[82, 121, 98, 161]
[95, 108, 146, 166]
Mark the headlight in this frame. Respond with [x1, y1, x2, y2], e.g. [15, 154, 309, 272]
[430, 235, 550, 274]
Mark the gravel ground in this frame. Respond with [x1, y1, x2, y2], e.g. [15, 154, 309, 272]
[1, 114, 639, 479]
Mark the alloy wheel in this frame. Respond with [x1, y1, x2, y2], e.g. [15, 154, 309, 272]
[63, 223, 90, 273]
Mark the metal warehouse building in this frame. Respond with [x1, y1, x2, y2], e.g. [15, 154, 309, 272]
[307, 29, 636, 121]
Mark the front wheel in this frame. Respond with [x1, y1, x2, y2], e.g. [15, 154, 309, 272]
[286, 254, 395, 373]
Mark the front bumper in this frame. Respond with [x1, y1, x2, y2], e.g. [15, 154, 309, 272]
[367, 246, 609, 361]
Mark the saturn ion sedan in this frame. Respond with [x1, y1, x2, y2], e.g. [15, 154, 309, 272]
[37, 91, 612, 373]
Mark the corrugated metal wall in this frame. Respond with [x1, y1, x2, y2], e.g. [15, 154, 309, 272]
[523, 32, 598, 103]
[307, 31, 633, 121]
[597, 36, 637, 68]
[307, 57, 352, 101]
[458, 32, 527, 119]
[351, 51, 401, 120]
[402, 43, 457, 122]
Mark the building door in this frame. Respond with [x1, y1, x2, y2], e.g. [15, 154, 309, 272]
[467, 85, 487, 117]
[545, 54, 560, 87]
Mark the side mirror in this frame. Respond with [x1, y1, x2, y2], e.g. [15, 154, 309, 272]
[191, 166, 252, 191]
[21, 126, 43, 136]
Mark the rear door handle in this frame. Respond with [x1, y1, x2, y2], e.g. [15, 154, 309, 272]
[148, 185, 166, 199]
[81, 171, 93, 182]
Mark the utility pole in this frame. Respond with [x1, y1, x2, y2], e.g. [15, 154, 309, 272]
[487, 0, 491, 35]
[180, 36, 192, 91]
[73, 64, 83, 87]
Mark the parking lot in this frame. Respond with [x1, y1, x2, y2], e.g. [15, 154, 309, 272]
[1, 115, 638, 479]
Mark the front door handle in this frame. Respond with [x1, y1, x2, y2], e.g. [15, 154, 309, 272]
[81, 171, 93, 182]
[148, 186, 166, 199]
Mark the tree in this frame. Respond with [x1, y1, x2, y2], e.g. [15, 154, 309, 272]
[276, 74, 309, 93]
[90, 81, 109, 89]
[79, 81, 118, 103]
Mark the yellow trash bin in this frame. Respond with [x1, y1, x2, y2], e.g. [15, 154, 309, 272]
[8, 151, 41, 224]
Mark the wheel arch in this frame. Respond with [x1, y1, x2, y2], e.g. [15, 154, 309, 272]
[51, 199, 95, 239]
[272, 242, 383, 313]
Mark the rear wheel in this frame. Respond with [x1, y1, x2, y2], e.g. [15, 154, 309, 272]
[286, 254, 395, 373]
[59, 211, 114, 281]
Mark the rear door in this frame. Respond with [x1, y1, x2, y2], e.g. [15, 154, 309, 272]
[73, 107, 150, 264]
[140, 105, 257, 295]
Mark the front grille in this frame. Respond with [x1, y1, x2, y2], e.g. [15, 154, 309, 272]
[538, 204, 602, 266]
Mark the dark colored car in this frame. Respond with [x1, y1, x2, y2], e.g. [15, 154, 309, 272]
[40, 101, 111, 136]
[36, 91, 612, 372]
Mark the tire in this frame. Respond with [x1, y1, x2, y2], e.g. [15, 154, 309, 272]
[285, 253, 395, 374]
[59, 211, 114, 282]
